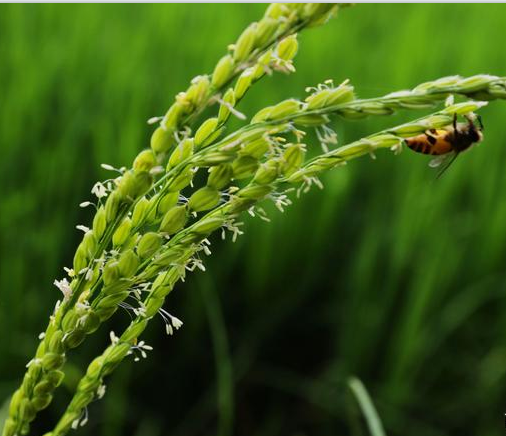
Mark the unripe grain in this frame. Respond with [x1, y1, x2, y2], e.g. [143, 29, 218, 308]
[133, 150, 157, 172]
[238, 184, 273, 200]
[104, 191, 121, 222]
[80, 312, 100, 334]
[282, 144, 305, 176]
[168, 138, 194, 169]
[207, 164, 233, 189]
[159, 205, 187, 235]
[232, 155, 259, 179]
[112, 218, 132, 247]
[103, 343, 131, 368]
[42, 353, 65, 371]
[188, 187, 221, 212]
[293, 114, 329, 127]
[102, 261, 120, 286]
[46, 370, 65, 388]
[131, 197, 149, 227]
[234, 23, 257, 62]
[92, 207, 107, 239]
[167, 167, 194, 192]
[118, 249, 140, 278]
[62, 329, 86, 349]
[150, 127, 175, 154]
[48, 330, 65, 353]
[212, 55, 235, 89]
[276, 35, 298, 61]
[218, 88, 236, 124]
[62, 311, 79, 333]
[234, 69, 253, 100]
[186, 76, 210, 108]
[191, 216, 225, 235]
[137, 232, 162, 259]
[32, 395, 52, 412]
[157, 191, 179, 215]
[255, 17, 278, 47]
[195, 117, 220, 148]
[241, 136, 270, 158]
[253, 160, 279, 184]
[122, 320, 149, 341]
[144, 297, 165, 318]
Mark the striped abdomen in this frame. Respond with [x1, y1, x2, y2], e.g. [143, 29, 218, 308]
[405, 129, 453, 155]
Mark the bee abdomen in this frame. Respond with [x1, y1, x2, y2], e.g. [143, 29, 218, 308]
[406, 139, 434, 155]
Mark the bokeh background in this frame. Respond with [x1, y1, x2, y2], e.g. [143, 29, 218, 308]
[1, 4, 506, 436]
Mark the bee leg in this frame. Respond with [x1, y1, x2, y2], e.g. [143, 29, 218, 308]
[477, 114, 484, 130]
[436, 152, 459, 179]
[453, 112, 457, 130]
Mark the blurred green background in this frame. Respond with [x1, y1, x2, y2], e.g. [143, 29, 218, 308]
[1, 4, 506, 436]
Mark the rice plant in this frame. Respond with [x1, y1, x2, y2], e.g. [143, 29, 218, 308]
[2, 4, 506, 436]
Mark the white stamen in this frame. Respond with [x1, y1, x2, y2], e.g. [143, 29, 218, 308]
[445, 94, 455, 107]
[97, 384, 106, 399]
[169, 315, 183, 330]
[54, 278, 72, 300]
[147, 116, 163, 125]
[217, 98, 247, 120]
[91, 181, 108, 199]
[109, 331, 119, 345]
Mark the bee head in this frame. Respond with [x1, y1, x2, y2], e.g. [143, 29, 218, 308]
[464, 113, 484, 143]
[473, 128, 484, 143]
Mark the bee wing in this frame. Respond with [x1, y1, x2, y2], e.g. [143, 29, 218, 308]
[428, 153, 453, 168]
[435, 152, 460, 179]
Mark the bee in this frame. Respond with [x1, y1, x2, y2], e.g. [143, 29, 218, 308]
[405, 113, 484, 177]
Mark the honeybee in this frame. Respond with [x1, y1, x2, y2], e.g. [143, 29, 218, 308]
[405, 113, 483, 177]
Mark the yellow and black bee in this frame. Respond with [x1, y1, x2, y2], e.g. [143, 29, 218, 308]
[405, 114, 483, 176]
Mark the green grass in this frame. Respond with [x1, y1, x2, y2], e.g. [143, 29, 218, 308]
[1, 4, 506, 436]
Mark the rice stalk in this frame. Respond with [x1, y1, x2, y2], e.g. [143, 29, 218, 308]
[0, 5, 344, 436]
[3, 3, 506, 436]
[42, 99, 487, 436]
